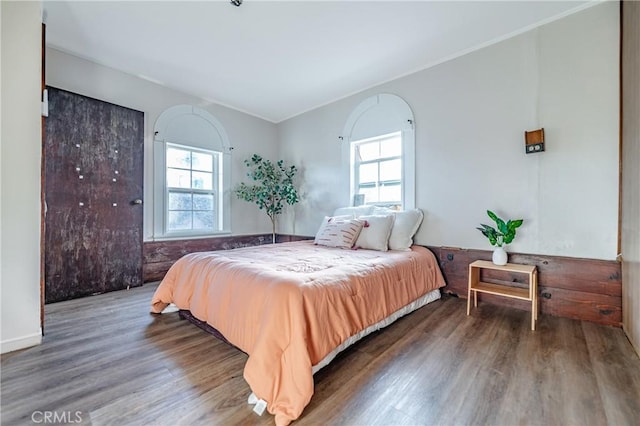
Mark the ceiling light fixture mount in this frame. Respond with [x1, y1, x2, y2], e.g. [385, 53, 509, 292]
[230, 0, 242, 6]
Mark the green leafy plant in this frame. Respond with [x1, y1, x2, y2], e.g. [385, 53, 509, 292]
[476, 210, 523, 247]
[235, 154, 299, 244]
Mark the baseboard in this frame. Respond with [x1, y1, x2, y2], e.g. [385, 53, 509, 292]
[1, 330, 42, 354]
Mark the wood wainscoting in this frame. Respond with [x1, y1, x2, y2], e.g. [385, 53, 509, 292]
[428, 246, 622, 327]
[144, 238, 621, 327]
[143, 234, 312, 282]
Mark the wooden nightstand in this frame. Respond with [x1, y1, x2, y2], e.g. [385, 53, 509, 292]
[467, 260, 538, 330]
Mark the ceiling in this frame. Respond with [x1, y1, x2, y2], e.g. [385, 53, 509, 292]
[43, 1, 594, 123]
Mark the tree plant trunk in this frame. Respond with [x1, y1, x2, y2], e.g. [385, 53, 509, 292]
[271, 215, 276, 244]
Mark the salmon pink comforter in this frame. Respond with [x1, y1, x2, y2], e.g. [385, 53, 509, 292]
[150, 241, 445, 425]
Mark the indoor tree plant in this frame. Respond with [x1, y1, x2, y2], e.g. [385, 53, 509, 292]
[235, 154, 299, 244]
[477, 210, 523, 265]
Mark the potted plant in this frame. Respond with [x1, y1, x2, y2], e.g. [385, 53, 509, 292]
[235, 154, 299, 244]
[476, 210, 523, 265]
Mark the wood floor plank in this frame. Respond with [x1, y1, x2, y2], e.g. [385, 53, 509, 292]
[2, 284, 639, 426]
[429, 307, 524, 426]
[582, 320, 640, 425]
[494, 314, 607, 426]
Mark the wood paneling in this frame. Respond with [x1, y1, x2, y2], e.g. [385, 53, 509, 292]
[621, 1, 640, 355]
[143, 234, 314, 282]
[44, 88, 144, 303]
[2, 283, 639, 425]
[143, 234, 270, 282]
[428, 246, 622, 327]
[538, 285, 621, 325]
[144, 238, 622, 327]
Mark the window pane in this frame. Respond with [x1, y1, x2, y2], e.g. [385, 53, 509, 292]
[167, 168, 191, 188]
[192, 171, 212, 190]
[379, 159, 402, 182]
[380, 183, 401, 203]
[167, 147, 191, 169]
[168, 192, 192, 210]
[357, 141, 379, 162]
[359, 163, 378, 184]
[165, 144, 222, 234]
[358, 186, 378, 204]
[168, 211, 192, 230]
[192, 152, 213, 172]
[193, 193, 214, 211]
[380, 137, 401, 157]
[351, 129, 407, 210]
[193, 211, 214, 229]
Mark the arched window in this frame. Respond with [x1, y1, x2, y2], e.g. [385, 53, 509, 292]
[153, 105, 231, 238]
[342, 94, 415, 209]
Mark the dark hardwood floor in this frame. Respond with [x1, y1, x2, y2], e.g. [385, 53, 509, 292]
[2, 283, 639, 425]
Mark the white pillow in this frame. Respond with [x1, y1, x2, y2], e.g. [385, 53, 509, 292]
[371, 206, 394, 215]
[387, 209, 424, 250]
[333, 205, 374, 218]
[354, 215, 395, 251]
[314, 215, 353, 244]
[314, 217, 364, 249]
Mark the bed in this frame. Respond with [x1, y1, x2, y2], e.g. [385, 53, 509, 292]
[150, 210, 445, 425]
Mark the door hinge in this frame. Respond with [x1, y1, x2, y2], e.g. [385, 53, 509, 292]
[41, 88, 49, 117]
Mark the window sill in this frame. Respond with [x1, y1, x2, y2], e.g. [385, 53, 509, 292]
[146, 231, 232, 243]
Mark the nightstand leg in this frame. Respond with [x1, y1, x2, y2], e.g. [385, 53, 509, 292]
[531, 292, 536, 330]
[467, 290, 471, 315]
[531, 302, 535, 331]
[533, 273, 538, 330]
[474, 290, 477, 308]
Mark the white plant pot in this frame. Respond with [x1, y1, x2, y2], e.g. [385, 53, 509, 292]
[492, 246, 508, 266]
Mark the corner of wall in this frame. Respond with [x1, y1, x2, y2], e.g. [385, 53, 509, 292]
[1, 0, 44, 354]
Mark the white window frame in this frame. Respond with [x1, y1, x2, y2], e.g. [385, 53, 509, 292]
[350, 131, 403, 207]
[152, 105, 231, 240]
[164, 142, 223, 235]
[342, 94, 415, 210]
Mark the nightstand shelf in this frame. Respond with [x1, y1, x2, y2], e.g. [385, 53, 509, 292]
[467, 260, 538, 330]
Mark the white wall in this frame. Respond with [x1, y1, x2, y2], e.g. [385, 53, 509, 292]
[1, 1, 43, 353]
[46, 48, 279, 239]
[278, 3, 619, 260]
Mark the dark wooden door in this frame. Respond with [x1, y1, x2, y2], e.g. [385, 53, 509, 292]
[44, 87, 144, 303]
